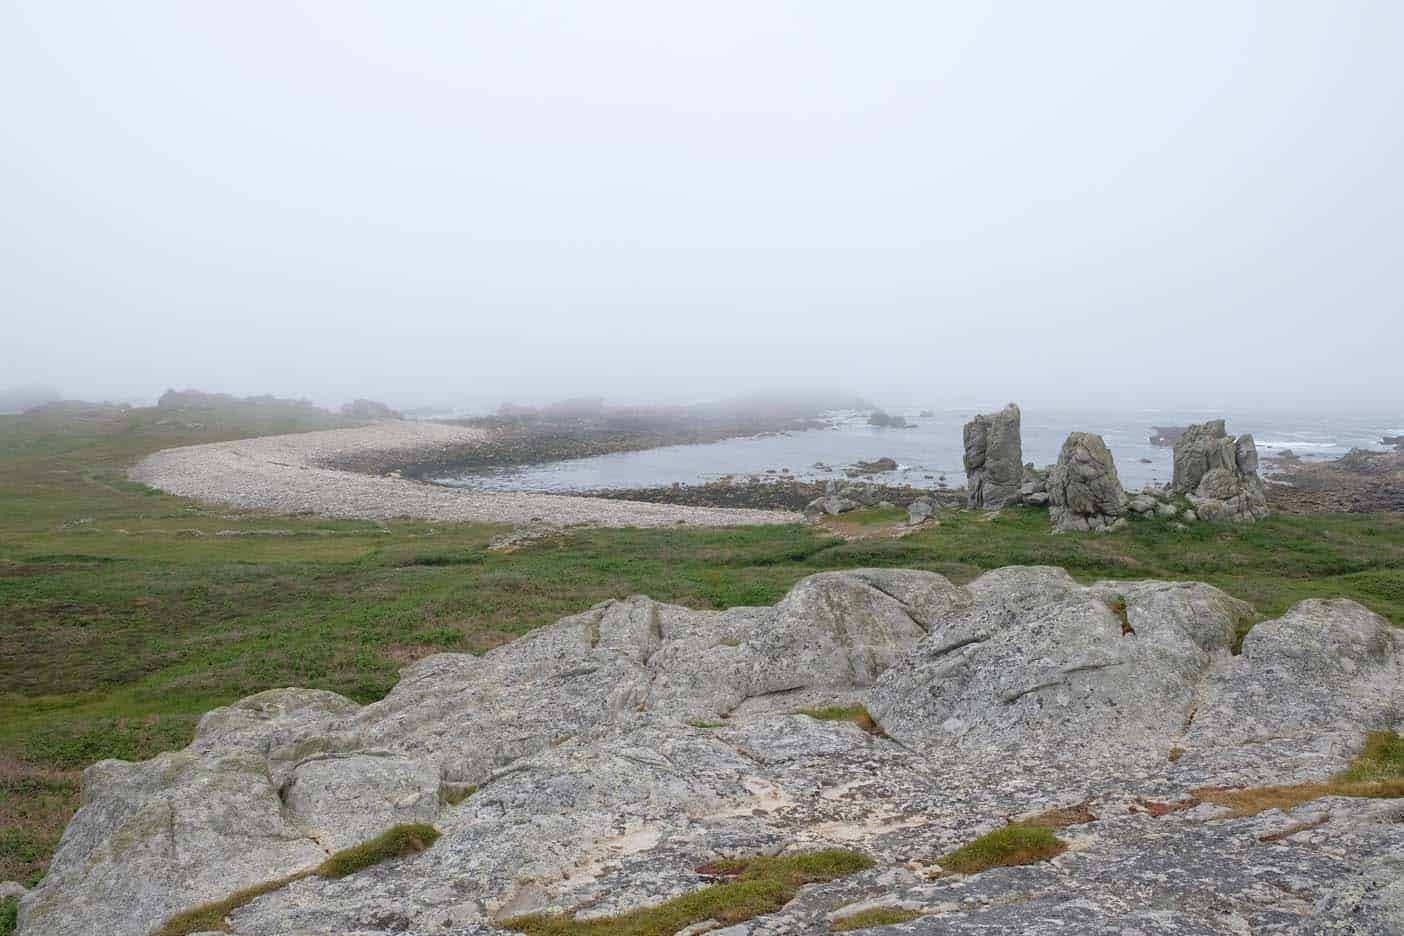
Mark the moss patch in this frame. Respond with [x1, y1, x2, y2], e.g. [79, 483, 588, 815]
[936, 825, 1067, 876]
[440, 784, 477, 806]
[794, 706, 886, 737]
[831, 907, 922, 931]
[153, 823, 440, 935]
[500, 849, 875, 936]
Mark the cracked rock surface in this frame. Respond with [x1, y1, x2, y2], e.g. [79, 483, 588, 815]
[19, 567, 1404, 936]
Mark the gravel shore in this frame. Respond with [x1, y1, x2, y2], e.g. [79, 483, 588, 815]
[130, 421, 802, 528]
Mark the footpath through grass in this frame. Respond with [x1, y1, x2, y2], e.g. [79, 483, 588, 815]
[2, 402, 1403, 889]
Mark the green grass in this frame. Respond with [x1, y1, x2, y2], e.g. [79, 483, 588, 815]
[501, 849, 875, 936]
[1, 403, 1403, 884]
[831, 907, 922, 931]
[935, 825, 1068, 876]
[825, 506, 908, 530]
[1338, 731, 1404, 783]
[0, 896, 16, 936]
[315, 823, 439, 878]
[153, 822, 440, 936]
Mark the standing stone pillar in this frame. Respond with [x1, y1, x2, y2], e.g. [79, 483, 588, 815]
[1048, 432, 1126, 532]
[963, 403, 1023, 509]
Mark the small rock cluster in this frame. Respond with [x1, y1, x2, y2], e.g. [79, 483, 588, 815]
[1172, 420, 1270, 523]
[1125, 486, 1198, 523]
[803, 480, 894, 518]
[1018, 464, 1050, 506]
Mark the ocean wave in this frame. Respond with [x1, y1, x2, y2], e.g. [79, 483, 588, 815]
[1255, 440, 1339, 449]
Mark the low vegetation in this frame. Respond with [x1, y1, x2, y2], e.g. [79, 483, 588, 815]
[831, 907, 922, 931]
[2, 403, 1403, 884]
[315, 822, 439, 878]
[154, 823, 439, 936]
[794, 706, 886, 736]
[1339, 730, 1404, 783]
[935, 824, 1068, 876]
[440, 783, 477, 806]
[0, 897, 16, 936]
[501, 849, 874, 936]
[1195, 732, 1404, 818]
[1018, 800, 1097, 831]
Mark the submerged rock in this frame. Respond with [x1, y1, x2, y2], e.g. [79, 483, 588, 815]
[962, 403, 1023, 510]
[20, 569, 1404, 936]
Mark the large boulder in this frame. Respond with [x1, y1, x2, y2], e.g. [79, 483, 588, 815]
[1046, 432, 1125, 532]
[868, 569, 1254, 769]
[1171, 420, 1269, 522]
[19, 570, 1404, 936]
[963, 403, 1023, 509]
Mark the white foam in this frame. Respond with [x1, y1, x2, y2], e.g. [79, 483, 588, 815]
[1256, 440, 1338, 450]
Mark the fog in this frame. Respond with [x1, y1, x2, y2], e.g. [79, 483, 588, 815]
[3, 1, 1401, 414]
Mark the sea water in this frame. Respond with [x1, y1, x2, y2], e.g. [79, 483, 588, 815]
[433, 406, 1403, 495]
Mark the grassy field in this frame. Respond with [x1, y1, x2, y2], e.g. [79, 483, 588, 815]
[2, 402, 1403, 895]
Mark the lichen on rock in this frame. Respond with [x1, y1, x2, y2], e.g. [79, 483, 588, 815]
[17, 568, 1404, 936]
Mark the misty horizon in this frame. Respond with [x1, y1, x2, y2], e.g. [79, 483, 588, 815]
[4, 2, 1402, 413]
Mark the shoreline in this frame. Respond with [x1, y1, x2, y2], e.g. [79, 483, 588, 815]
[130, 421, 802, 528]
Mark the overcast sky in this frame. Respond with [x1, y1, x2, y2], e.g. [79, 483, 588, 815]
[2, 1, 1401, 411]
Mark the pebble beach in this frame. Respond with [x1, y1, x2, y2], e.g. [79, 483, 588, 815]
[130, 421, 801, 528]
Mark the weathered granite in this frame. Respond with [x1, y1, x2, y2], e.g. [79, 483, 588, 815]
[962, 404, 1023, 509]
[1172, 420, 1269, 523]
[1046, 432, 1126, 532]
[19, 569, 1404, 936]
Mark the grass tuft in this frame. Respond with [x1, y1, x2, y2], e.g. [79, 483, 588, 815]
[1195, 731, 1404, 818]
[794, 706, 886, 737]
[440, 784, 477, 806]
[314, 823, 439, 878]
[153, 823, 440, 935]
[831, 907, 922, 931]
[0, 897, 16, 936]
[935, 824, 1067, 876]
[1338, 731, 1404, 783]
[153, 874, 303, 936]
[500, 849, 874, 936]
